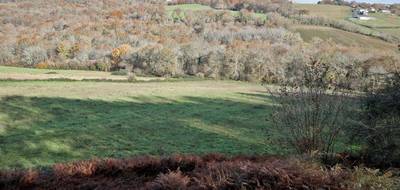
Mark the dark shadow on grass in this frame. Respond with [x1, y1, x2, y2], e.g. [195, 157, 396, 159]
[0, 95, 278, 169]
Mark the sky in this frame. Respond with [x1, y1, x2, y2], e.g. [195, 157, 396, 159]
[295, 0, 399, 4]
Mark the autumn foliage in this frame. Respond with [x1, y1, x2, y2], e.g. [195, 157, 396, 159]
[0, 0, 398, 87]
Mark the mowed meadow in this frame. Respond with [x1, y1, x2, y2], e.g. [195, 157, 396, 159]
[0, 69, 281, 169]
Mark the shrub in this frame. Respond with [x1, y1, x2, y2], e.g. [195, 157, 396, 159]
[111, 44, 131, 62]
[265, 12, 290, 27]
[129, 45, 179, 77]
[350, 167, 397, 190]
[270, 55, 353, 158]
[234, 9, 253, 24]
[56, 42, 71, 58]
[35, 61, 50, 69]
[95, 57, 112, 72]
[148, 170, 190, 189]
[0, 49, 14, 66]
[356, 73, 400, 167]
[56, 41, 82, 59]
[21, 46, 48, 66]
[111, 44, 132, 70]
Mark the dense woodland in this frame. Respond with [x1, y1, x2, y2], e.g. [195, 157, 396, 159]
[0, 0, 398, 89]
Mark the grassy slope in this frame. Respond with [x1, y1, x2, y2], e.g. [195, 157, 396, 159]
[377, 28, 400, 39]
[166, 4, 266, 19]
[291, 25, 397, 51]
[0, 80, 281, 169]
[294, 4, 351, 20]
[0, 66, 162, 81]
[349, 13, 400, 28]
[349, 13, 400, 38]
[293, 4, 399, 51]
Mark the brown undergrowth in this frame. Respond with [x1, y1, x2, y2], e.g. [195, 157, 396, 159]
[0, 154, 358, 190]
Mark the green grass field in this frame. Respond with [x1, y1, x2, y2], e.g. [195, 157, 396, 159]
[166, 4, 267, 20]
[349, 13, 400, 28]
[348, 13, 400, 38]
[291, 25, 397, 52]
[294, 4, 351, 20]
[377, 28, 400, 39]
[0, 78, 283, 169]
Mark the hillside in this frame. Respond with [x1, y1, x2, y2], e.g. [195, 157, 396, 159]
[349, 12, 400, 28]
[349, 12, 400, 39]
[378, 28, 400, 39]
[295, 4, 400, 44]
[166, 3, 397, 52]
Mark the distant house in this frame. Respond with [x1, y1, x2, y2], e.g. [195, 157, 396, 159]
[352, 8, 374, 20]
[369, 8, 376, 13]
[359, 9, 368, 16]
[380, 9, 391, 14]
